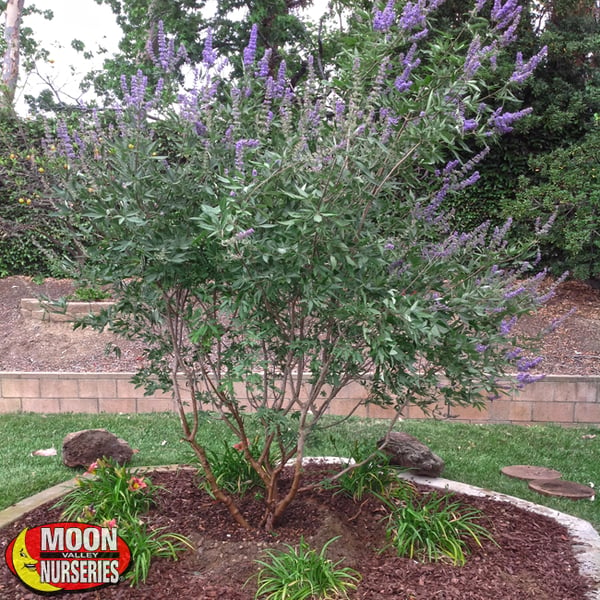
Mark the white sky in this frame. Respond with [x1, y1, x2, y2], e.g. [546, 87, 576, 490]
[14, 0, 332, 115]
[17, 0, 121, 113]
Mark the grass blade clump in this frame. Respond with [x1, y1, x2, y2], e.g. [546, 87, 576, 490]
[253, 536, 361, 599]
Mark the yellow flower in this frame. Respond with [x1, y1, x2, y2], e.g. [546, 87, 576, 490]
[128, 143, 135, 149]
[38, 167, 45, 173]
[9, 153, 16, 160]
[25, 198, 32, 205]
[17, 197, 25, 204]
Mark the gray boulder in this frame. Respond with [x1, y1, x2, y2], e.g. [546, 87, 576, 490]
[62, 429, 133, 468]
[378, 431, 444, 477]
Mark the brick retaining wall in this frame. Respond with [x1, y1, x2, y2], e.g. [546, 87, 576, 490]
[0, 372, 598, 425]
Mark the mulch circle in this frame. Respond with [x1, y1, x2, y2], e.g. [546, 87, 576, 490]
[500, 465, 563, 481]
[528, 479, 596, 500]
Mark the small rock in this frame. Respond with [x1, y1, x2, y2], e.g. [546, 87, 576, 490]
[62, 429, 133, 468]
[377, 431, 445, 477]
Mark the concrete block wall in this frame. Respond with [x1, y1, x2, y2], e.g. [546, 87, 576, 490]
[0, 372, 599, 426]
[0, 372, 175, 414]
[20, 298, 115, 323]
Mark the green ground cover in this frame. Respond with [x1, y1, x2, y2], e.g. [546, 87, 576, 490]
[1, 413, 598, 529]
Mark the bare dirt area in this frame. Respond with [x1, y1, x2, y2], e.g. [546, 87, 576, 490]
[0, 466, 593, 600]
[0, 275, 599, 375]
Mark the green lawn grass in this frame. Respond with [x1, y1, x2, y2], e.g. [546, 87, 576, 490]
[1, 412, 598, 530]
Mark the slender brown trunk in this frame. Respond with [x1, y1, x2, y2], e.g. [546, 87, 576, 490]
[1, 0, 25, 110]
[188, 437, 252, 530]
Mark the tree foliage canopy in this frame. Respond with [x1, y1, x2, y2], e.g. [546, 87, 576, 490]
[41, 0, 556, 530]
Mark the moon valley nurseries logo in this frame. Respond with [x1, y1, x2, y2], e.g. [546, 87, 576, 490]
[5, 522, 131, 594]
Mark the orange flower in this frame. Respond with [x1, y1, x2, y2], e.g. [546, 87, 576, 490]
[86, 461, 99, 474]
[101, 518, 117, 529]
[128, 476, 147, 492]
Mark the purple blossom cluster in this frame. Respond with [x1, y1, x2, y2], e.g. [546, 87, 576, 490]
[243, 24, 259, 67]
[489, 107, 533, 134]
[202, 28, 217, 68]
[234, 138, 260, 171]
[534, 271, 569, 304]
[373, 0, 432, 35]
[421, 220, 491, 259]
[503, 285, 526, 299]
[373, 0, 396, 32]
[505, 347, 522, 360]
[491, 0, 521, 33]
[146, 21, 187, 73]
[236, 228, 255, 240]
[398, 0, 427, 32]
[56, 120, 76, 160]
[490, 217, 512, 248]
[544, 307, 577, 334]
[257, 49, 272, 78]
[379, 107, 400, 143]
[510, 46, 548, 84]
[394, 44, 421, 92]
[534, 211, 557, 236]
[121, 70, 148, 110]
[499, 316, 517, 336]
[463, 36, 485, 79]
[419, 148, 490, 222]
[515, 355, 544, 387]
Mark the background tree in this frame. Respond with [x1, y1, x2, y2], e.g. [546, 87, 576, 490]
[90, 0, 316, 100]
[0, 113, 72, 277]
[445, 0, 600, 253]
[1, 0, 26, 111]
[512, 119, 600, 281]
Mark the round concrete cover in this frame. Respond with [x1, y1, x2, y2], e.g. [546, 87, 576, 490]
[528, 479, 595, 500]
[501, 465, 563, 481]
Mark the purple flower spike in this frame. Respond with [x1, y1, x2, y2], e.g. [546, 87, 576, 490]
[257, 49, 272, 78]
[202, 28, 217, 67]
[510, 46, 547, 84]
[243, 24, 259, 67]
[399, 0, 427, 32]
[236, 228, 255, 240]
[373, 0, 396, 32]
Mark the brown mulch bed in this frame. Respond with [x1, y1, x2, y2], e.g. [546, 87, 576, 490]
[0, 466, 592, 600]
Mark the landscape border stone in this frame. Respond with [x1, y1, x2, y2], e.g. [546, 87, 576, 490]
[501, 464, 563, 481]
[0, 460, 598, 600]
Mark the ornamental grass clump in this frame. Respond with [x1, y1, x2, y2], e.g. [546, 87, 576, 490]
[200, 440, 266, 497]
[253, 536, 361, 600]
[380, 491, 496, 566]
[329, 444, 415, 503]
[47, 0, 553, 531]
